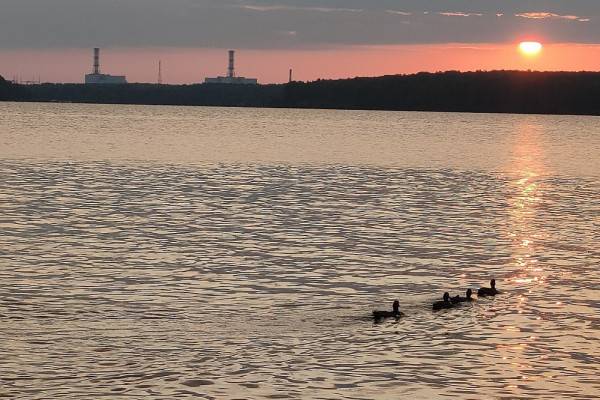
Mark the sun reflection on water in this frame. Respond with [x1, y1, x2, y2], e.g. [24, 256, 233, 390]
[507, 121, 549, 281]
[494, 118, 592, 395]
[498, 120, 555, 392]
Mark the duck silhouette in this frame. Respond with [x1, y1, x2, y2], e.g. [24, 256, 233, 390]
[478, 279, 499, 297]
[432, 292, 454, 311]
[452, 289, 474, 304]
[373, 300, 404, 320]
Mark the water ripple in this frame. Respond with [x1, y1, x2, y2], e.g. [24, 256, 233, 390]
[1, 160, 598, 399]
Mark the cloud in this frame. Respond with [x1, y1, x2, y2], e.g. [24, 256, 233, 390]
[238, 4, 363, 13]
[439, 12, 483, 17]
[515, 12, 591, 22]
[385, 10, 412, 16]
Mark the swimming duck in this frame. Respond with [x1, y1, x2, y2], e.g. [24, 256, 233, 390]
[432, 292, 454, 311]
[373, 300, 404, 320]
[478, 279, 499, 297]
[452, 289, 474, 304]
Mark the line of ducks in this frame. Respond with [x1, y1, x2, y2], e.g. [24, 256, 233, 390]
[373, 279, 500, 320]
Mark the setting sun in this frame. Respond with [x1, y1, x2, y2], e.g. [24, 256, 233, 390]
[519, 41, 543, 56]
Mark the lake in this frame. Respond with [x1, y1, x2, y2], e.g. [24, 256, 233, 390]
[0, 102, 599, 399]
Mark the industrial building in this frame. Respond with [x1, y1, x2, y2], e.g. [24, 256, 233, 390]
[205, 50, 258, 85]
[85, 48, 127, 84]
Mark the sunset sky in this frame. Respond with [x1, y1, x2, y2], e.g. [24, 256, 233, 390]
[1, 0, 599, 84]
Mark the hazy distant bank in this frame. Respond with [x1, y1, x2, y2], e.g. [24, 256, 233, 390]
[2, 71, 599, 116]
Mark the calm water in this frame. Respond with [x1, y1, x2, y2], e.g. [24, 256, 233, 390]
[0, 102, 599, 399]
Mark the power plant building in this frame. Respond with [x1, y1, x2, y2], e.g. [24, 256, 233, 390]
[205, 50, 258, 85]
[85, 48, 127, 84]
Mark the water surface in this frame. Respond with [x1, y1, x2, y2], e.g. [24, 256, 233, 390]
[0, 103, 599, 399]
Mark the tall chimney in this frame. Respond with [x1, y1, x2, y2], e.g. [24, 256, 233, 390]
[93, 48, 100, 75]
[228, 50, 235, 78]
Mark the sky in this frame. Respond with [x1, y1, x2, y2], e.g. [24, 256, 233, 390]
[1, 0, 599, 83]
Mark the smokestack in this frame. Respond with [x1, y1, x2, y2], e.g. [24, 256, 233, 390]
[93, 48, 100, 75]
[228, 50, 235, 78]
[158, 60, 163, 85]
[289, 69, 293, 83]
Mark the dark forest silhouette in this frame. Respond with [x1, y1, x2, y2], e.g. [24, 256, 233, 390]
[2, 71, 599, 116]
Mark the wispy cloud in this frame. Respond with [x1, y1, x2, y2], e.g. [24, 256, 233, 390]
[439, 12, 483, 17]
[515, 12, 590, 22]
[239, 4, 363, 13]
[385, 10, 412, 16]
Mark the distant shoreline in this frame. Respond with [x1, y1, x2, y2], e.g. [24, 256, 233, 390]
[2, 70, 600, 116]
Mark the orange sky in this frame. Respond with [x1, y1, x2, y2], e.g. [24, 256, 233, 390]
[2, 43, 599, 84]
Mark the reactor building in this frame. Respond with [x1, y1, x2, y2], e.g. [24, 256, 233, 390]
[85, 48, 127, 85]
[205, 50, 258, 85]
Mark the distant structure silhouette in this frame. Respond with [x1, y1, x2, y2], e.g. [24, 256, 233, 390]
[158, 60, 163, 85]
[205, 50, 258, 85]
[85, 48, 127, 85]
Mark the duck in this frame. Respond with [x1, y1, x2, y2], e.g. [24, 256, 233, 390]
[432, 292, 454, 311]
[452, 289, 474, 304]
[478, 279, 499, 297]
[373, 300, 404, 320]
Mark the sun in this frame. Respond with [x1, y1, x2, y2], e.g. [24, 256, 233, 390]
[519, 41, 543, 56]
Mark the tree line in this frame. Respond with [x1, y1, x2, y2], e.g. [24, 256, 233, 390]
[2, 71, 599, 116]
